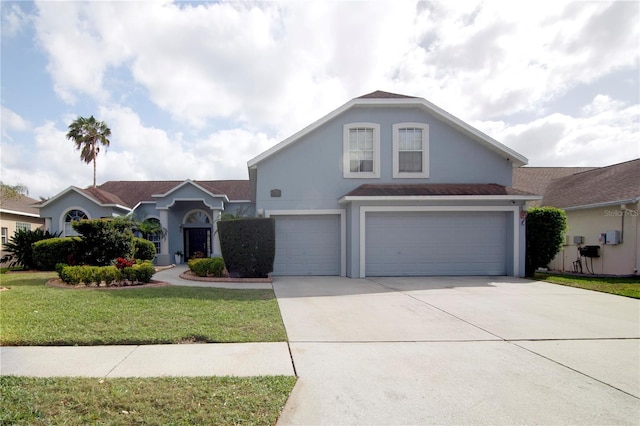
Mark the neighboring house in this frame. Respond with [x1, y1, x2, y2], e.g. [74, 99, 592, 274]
[248, 91, 539, 277]
[36, 180, 251, 265]
[539, 159, 640, 276]
[513, 167, 596, 207]
[0, 194, 45, 266]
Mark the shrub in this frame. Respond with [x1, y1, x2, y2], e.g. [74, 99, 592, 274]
[33, 237, 80, 270]
[525, 207, 567, 276]
[133, 237, 156, 261]
[217, 218, 275, 278]
[58, 262, 153, 285]
[72, 218, 135, 266]
[188, 257, 225, 277]
[0, 228, 61, 270]
[122, 261, 155, 283]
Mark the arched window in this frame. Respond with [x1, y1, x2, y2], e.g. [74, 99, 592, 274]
[64, 209, 88, 236]
[185, 210, 211, 224]
[144, 218, 162, 254]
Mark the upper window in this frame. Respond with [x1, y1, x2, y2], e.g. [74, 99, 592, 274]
[64, 209, 88, 236]
[184, 210, 211, 224]
[343, 123, 380, 178]
[393, 123, 429, 178]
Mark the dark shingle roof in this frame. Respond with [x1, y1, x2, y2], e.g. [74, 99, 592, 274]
[96, 180, 250, 208]
[541, 159, 640, 209]
[512, 167, 597, 206]
[356, 90, 417, 99]
[343, 183, 536, 198]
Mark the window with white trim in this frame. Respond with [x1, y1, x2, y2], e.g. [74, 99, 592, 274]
[1, 227, 7, 245]
[393, 123, 429, 178]
[343, 123, 380, 178]
[16, 222, 31, 232]
[64, 209, 88, 236]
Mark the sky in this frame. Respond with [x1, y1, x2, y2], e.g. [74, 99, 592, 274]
[1, 0, 639, 200]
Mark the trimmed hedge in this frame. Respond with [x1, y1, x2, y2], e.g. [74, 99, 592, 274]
[188, 257, 225, 277]
[133, 238, 157, 261]
[57, 261, 155, 286]
[525, 207, 567, 277]
[33, 237, 81, 271]
[217, 218, 275, 278]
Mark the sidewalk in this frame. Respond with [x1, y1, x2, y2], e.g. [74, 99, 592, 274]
[0, 266, 295, 378]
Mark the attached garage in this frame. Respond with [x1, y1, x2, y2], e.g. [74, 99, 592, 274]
[272, 214, 342, 276]
[365, 211, 508, 276]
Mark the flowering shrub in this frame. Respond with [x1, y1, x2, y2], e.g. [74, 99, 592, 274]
[114, 257, 135, 270]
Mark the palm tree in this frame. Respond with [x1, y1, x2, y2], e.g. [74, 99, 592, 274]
[66, 116, 111, 187]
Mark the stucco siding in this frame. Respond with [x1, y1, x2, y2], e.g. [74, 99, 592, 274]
[255, 106, 513, 212]
[548, 203, 639, 275]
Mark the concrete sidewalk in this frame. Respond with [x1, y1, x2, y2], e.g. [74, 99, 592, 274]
[0, 343, 294, 377]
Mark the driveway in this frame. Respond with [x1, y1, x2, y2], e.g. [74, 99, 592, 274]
[273, 276, 640, 425]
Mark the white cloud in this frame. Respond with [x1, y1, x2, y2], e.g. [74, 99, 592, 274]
[1, 107, 29, 135]
[475, 95, 640, 167]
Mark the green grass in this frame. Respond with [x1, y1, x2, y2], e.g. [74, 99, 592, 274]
[0, 272, 287, 345]
[0, 375, 296, 425]
[535, 272, 640, 299]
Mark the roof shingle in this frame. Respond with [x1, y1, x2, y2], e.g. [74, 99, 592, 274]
[541, 159, 640, 208]
[342, 183, 536, 198]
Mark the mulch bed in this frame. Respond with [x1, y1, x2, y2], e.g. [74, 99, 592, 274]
[45, 278, 171, 290]
[179, 270, 272, 283]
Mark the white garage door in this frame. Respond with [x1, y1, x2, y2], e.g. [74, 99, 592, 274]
[365, 211, 507, 276]
[273, 215, 341, 276]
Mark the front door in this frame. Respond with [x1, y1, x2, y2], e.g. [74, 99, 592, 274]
[184, 228, 211, 260]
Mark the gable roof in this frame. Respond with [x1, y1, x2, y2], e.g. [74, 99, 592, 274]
[339, 183, 539, 203]
[512, 166, 597, 206]
[541, 158, 640, 209]
[37, 180, 251, 210]
[247, 90, 528, 168]
[0, 194, 42, 218]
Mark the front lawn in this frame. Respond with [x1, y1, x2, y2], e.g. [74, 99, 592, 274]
[0, 375, 296, 425]
[0, 272, 287, 345]
[535, 272, 640, 299]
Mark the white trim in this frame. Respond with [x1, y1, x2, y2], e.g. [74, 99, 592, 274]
[339, 194, 542, 204]
[359, 205, 520, 278]
[0, 208, 40, 218]
[561, 198, 640, 211]
[265, 209, 347, 277]
[181, 209, 214, 226]
[247, 95, 528, 169]
[392, 123, 430, 178]
[343, 123, 381, 178]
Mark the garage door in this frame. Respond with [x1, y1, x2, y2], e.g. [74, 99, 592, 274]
[365, 211, 507, 276]
[273, 215, 341, 276]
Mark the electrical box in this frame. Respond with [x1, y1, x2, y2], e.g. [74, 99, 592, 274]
[579, 245, 600, 258]
[573, 236, 584, 244]
[605, 230, 621, 245]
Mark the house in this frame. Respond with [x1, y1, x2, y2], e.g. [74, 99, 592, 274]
[538, 159, 640, 276]
[248, 91, 539, 277]
[0, 194, 45, 266]
[36, 180, 251, 265]
[37, 91, 539, 276]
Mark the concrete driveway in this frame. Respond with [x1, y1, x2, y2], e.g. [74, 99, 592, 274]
[273, 276, 640, 425]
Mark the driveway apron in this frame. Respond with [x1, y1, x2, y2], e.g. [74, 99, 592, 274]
[273, 276, 640, 425]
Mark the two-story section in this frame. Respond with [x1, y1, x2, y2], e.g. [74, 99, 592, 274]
[248, 91, 539, 277]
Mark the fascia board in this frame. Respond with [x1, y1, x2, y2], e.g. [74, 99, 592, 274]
[248, 96, 528, 168]
[338, 194, 542, 204]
